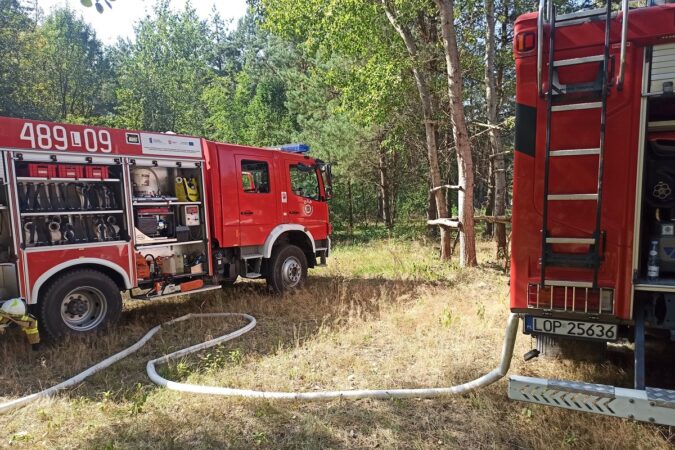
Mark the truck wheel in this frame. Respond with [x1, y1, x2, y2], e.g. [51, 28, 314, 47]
[39, 269, 122, 340]
[266, 244, 308, 294]
[536, 334, 607, 362]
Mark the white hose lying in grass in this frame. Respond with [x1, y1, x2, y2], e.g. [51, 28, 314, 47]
[0, 312, 519, 414]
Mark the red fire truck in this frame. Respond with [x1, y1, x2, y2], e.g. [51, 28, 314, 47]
[0, 116, 332, 340]
[510, 0, 675, 424]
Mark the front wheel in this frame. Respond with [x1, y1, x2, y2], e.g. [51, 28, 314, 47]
[266, 244, 308, 294]
[39, 269, 122, 340]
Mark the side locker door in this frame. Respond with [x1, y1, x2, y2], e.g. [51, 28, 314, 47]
[235, 155, 278, 247]
[283, 159, 328, 241]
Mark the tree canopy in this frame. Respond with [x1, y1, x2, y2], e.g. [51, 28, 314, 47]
[0, 0, 557, 258]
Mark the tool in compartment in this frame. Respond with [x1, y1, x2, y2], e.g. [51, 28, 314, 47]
[150, 278, 205, 297]
[184, 205, 200, 226]
[132, 167, 177, 201]
[71, 215, 86, 242]
[62, 219, 76, 243]
[136, 207, 173, 238]
[135, 252, 151, 280]
[17, 182, 28, 211]
[22, 220, 35, 245]
[175, 225, 190, 242]
[48, 216, 62, 244]
[84, 215, 97, 242]
[23, 218, 50, 246]
[34, 183, 52, 211]
[175, 177, 200, 202]
[65, 183, 82, 210]
[47, 183, 64, 211]
[25, 183, 36, 211]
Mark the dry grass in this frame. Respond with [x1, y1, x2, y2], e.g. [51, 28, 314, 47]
[0, 239, 673, 449]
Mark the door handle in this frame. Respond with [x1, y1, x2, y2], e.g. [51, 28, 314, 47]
[241, 211, 254, 215]
[288, 211, 299, 215]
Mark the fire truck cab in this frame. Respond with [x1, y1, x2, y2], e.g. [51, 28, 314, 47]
[0, 117, 331, 340]
[510, 0, 675, 425]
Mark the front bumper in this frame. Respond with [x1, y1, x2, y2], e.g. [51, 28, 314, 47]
[509, 375, 675, 426]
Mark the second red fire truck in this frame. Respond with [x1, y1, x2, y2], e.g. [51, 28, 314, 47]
[510, 0, 675, 425]
[0, 117, 332, 340]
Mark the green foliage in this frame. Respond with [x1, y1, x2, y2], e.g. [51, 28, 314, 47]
[0, 3, 112, 122]
[113, 1, 213, 134]
[0, 1, 35, 118]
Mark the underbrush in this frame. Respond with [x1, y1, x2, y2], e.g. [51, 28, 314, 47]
[0, 240, 671, 449]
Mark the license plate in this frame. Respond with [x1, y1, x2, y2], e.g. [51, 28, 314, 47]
[525, 316, 617, 341]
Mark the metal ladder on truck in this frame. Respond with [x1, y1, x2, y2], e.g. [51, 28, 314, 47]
[538, 0, 629, 290]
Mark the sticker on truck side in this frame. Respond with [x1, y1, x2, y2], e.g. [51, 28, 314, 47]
[525, 316, 618, 341]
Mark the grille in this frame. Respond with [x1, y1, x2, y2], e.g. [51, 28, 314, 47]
[527, 283, 614, 314]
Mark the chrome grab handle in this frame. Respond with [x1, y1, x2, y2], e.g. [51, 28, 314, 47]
[617, 0, 629, 89]
[537, 0, 546, 97]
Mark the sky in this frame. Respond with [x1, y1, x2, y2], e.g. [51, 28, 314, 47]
[35, 0, 249, 44]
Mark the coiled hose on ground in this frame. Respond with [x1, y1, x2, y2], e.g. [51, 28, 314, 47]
[0, 313, 519, 414]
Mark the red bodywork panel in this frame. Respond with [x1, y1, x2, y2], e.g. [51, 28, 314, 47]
[510, 5, 675, 320]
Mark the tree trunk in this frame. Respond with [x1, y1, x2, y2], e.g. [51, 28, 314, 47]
[379, 145, 393, 229]
[484, 163, 494, 238]
[347, 179, 354, 232]
[427, 182, 438, 237]
[382, 1, 451, 259]
[435, 0, 477, 267]
[485, 0, 507, 257]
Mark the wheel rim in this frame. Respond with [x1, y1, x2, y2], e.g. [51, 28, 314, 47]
[281, 256, 302, 288]
[60, 287, 108, 332]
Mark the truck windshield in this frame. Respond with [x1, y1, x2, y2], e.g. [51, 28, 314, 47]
[290, 164, 320, 200]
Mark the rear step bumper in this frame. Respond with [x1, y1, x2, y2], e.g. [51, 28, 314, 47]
[509, 375, 675, 426]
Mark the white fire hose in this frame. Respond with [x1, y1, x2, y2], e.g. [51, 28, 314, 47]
[0, 313, 519, 414]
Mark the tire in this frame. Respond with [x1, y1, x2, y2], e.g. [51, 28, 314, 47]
[536, 334, 607, 362]
[266, 244, 308, 294]
[39, 269, 122, 340]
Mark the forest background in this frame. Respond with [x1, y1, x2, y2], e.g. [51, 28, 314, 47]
[1, 0, 596, 261]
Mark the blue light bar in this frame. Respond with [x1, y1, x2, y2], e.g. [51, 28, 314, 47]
[279, 143, 310, 154]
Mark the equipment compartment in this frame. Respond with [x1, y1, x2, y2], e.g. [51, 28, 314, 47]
[638, 99, 675, 283]
[129, 160, 210, 289]
[14, 161, 127, 248]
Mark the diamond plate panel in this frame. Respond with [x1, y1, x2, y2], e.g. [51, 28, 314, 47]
[647, 387, 675, 409]
[510, 375, 675, 426]
[549, 379, 615, 397]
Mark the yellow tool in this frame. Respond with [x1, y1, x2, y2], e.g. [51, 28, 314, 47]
[175, 177, 200, 202]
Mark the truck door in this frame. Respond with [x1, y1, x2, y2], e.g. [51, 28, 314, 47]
[282, 159, 328, 240]
[236, 155, 278, 247]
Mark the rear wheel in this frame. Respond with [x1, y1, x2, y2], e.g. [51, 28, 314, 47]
[39, 269, 122, 340]
[266, 244, 308, 294]
[536, 334, 607, 362]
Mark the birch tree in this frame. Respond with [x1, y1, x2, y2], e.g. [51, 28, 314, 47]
[434, 0, 478, 266]
[485, 0, 507, 256]
[381, 0, 452, 260]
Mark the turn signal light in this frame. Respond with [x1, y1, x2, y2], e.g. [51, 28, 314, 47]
[516, 32, 536, 53]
